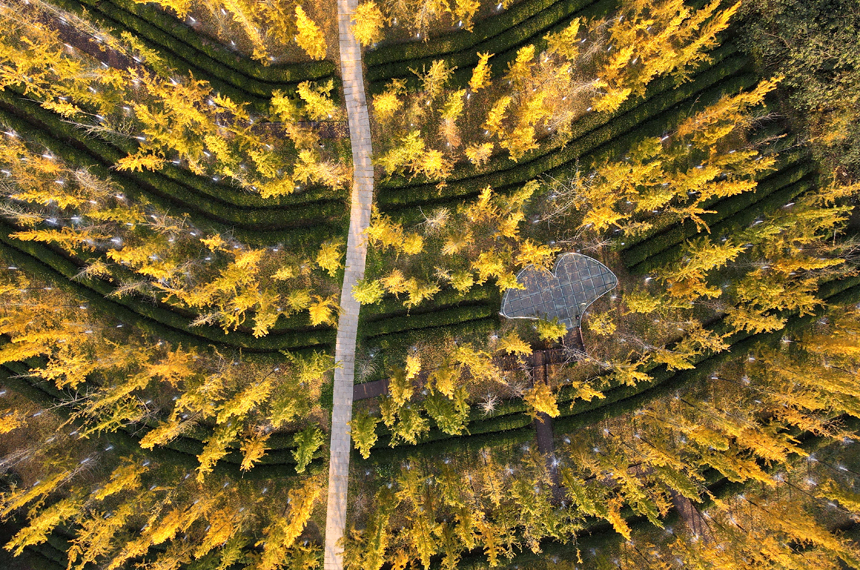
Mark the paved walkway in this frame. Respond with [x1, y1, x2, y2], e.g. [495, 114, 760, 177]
[324, 1, 374, 568]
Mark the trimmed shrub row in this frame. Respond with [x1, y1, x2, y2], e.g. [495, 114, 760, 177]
[54, 0, 338, 109]
[4, 360, 327, 480]
[367, 316, 499, 354]
[366, 0, 615, 92]
[0, 93, 349, 247]
[360, 421, 535, 465]
[360, 282, 497, 319]
[367, 0, 594, 65]
[0, 87, 345, 212]
[0, 228, 337, 353]
[363, 303, 496, 339]
[3, 346, 327, 470]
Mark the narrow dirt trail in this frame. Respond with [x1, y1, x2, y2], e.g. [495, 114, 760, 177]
[324, 1, 374, 568]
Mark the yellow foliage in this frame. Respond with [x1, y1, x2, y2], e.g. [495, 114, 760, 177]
[352, 278, 385, 305]
[6, 497, 82, 556]
[613, 359, 652, 386]
[430, 366, 459, 398]
[441, 89, 466, 122]
[240, 430, 271, 471]
[450, 270, 475, 293]
[416, 60, 455, 99]
[308, 295, 339, 326]
[500, 124, 538, 162]
[586, 311, 616, 337]
[484, 96, 512, 135]
[388, 369, 413, 406]
[380, 269, 408, 297]
[297, 80, 339, 120]
[469, 52, 494, 91]
[496, 332, 532, 357]
[535, 317, 567, 342]
[545, 18, 582, 59]
[256, 480, 321, 569]
[352, 1, 385, 46]
[94, 460, 146, 501]
[139, 416, 184, 449]
[524, 381, 559, 417]
[115, 153, 166, 172]
[401, 233, 425, 255]
[0, 409, 27, 434]
[216, 378, 275, 424]
[403, 278, 440, 308]
[270, 89, 301, 122]
[133, 0, 192, 18]
[316, 240, 344, 276]
[505, 44, 536, 88]
[405, 354, 421, 379]
[294, 6, 327, 60]
[516, 239, 558, 269]
[372, 80, 406, 123]
[465, 142, 494, 166]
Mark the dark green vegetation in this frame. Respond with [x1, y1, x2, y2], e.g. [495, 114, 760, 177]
[739, 0, 860, 179]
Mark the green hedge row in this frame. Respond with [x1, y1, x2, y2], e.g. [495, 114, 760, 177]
[366, 0, 595, 65]
[0, 92, 349, 247]
[361, 296, 498, 336]
[366, 320, 741, 457]
[3, 350, 327, 472]
[53, 0, 338, 110]
[152, 432, 326, 468]
[0, 228, 337, 353]
[360, 282, 497, 319]
[624, 160, 817, 273]
[360, 421, 535, 465]
[366, 0, 616, 92]
[367, 316, 499, 354]
[377, 51, 751, 220]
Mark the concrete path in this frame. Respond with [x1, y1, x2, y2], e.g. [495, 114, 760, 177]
[324, 1, 374, 568]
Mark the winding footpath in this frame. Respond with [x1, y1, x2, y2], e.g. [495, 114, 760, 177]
[324, 1, 374, 568]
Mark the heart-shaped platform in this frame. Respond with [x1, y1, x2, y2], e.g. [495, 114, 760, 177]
[501, 253, 617, 329]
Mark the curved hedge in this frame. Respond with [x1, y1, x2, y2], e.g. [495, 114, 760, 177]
[623, 161, 818, 273]
[376, 41, 741, 193]
[1, 363, 328, 481]
[358, 275, 860, 461]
